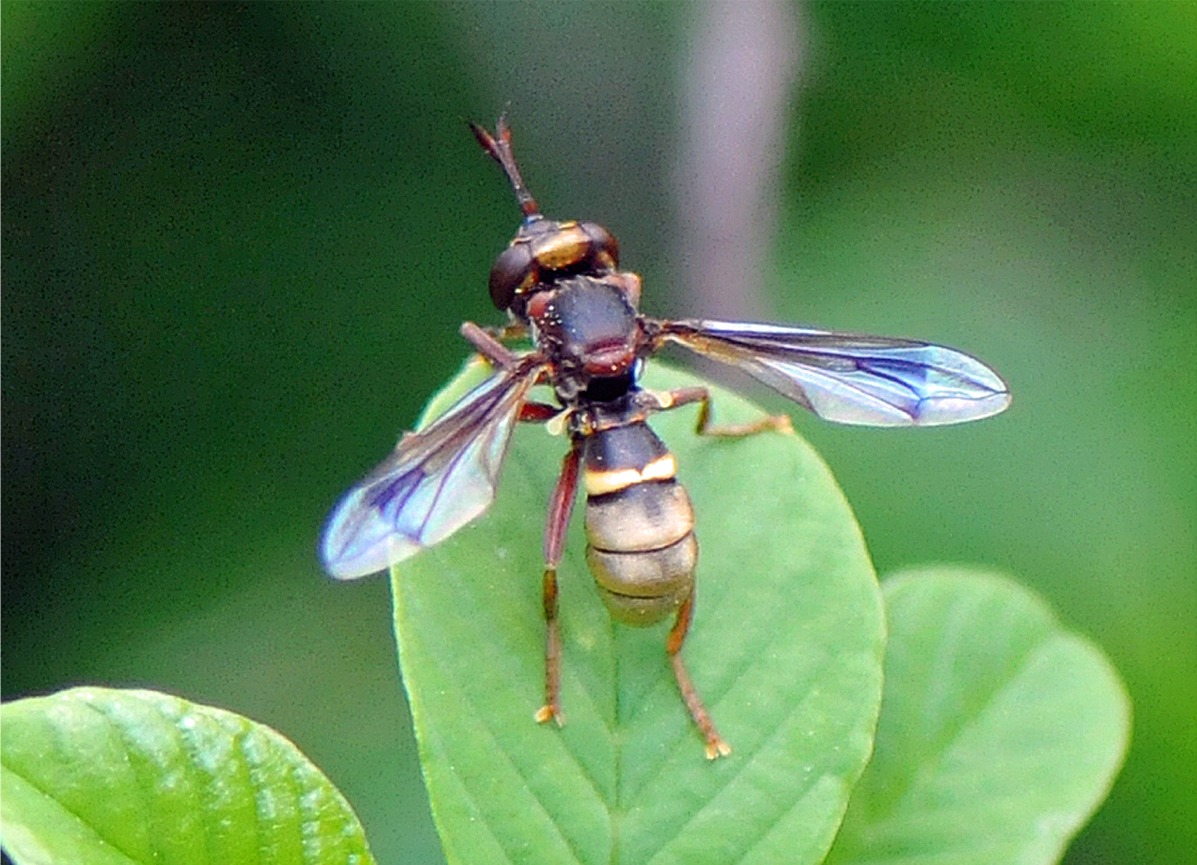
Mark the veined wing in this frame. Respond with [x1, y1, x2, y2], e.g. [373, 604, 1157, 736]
[656, 319, 1011, 426]
[320, 357, 546, 579]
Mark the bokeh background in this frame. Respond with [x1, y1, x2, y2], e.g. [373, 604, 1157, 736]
[4, 3, 1193, 863]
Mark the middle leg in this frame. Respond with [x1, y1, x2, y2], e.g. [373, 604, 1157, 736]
[654, 385, 793, 438]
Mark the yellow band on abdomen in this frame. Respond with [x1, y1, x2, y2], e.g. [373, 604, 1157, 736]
[584, 453, 677, 496]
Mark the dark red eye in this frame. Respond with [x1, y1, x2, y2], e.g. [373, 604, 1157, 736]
[578, 222, 619, 268]
[488, 243, 535, 310]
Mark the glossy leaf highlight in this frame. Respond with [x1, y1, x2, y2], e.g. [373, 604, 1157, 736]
[0, 688, 376, 865]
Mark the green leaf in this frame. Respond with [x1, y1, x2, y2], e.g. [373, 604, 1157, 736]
[825, 567, 1131, 865]
[391, 360, 886, 864]
[0, 687, 376, 865]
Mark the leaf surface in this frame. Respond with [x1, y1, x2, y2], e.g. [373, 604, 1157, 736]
[392, 361, 886, 864]
[825, 567, 1131, 865]
[0, 688, 375, 865]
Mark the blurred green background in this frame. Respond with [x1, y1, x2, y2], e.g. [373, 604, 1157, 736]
[3, 3, 1193, 863]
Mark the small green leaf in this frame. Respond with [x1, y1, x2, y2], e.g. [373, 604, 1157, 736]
[0, 687, 376, 865]
[826, 567, 1131, 865]
[392, 361, 886, 864]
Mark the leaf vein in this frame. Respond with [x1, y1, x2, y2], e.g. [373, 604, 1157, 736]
[419, 623, 606, 865]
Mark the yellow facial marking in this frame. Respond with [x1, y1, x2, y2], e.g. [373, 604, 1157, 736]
[536, 225, 590, 268]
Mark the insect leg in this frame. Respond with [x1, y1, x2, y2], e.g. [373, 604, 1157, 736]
[460, 320, 521, 369]
[666, 588, 731, 759]
[657, 386, 793, 437]
[535, 441, 581, 727]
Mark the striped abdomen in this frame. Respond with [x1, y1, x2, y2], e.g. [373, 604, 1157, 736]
[581, 421, 697, 626]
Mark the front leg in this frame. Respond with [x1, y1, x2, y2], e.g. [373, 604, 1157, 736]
[461, 322, 560, 422]
[461, 320, 521, 369]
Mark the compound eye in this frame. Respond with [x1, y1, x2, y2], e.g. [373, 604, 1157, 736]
[488, 243, 535, 310]
[579, 222, 620, 268]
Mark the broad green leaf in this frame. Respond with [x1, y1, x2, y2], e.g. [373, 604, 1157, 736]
[391, 360, 885, 864]
[826, 567, 1131, 865]
[0, 688, 376, 865]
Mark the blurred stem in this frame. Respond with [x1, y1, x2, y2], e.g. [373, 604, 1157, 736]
[676, 0, 804, 319]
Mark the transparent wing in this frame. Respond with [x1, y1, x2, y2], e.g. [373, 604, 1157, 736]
[656, 319, 1011, 426]
[320, 358, 545, 579]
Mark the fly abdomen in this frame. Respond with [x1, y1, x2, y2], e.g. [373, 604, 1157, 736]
[581, 422, 697, 626]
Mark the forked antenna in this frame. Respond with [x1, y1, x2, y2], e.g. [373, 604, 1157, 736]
[469, 114, 542, 220]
